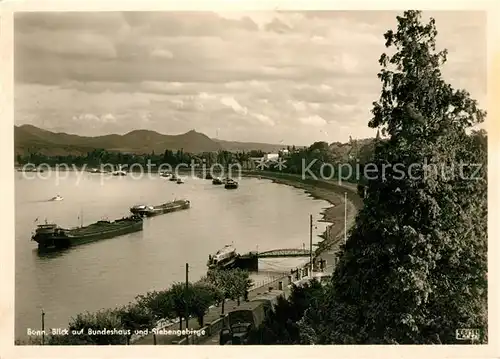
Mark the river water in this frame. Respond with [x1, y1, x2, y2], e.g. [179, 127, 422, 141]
[14, 171, 330, 339]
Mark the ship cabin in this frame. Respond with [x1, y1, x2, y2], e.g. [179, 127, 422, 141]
[34, 223, 58, 235]
[32, 223, 66, 241]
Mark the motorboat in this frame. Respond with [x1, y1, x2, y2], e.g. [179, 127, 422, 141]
[49, 195, 63, 201]
[212, 177, 223, 185]
[224, 179, 239, 189]
[207, 244, 237, 268]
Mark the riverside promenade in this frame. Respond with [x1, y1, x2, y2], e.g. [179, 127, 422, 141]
[133, 272, 290, 345]
[244, 171, 360, 260]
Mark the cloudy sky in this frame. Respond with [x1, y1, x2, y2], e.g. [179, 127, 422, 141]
[14, 11, 486, 145]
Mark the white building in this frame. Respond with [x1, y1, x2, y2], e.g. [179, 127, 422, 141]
[264, 153, 279, 161]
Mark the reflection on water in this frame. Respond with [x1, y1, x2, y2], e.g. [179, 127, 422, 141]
[15, 173, 330, 339]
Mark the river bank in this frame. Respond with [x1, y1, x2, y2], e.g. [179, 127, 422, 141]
[243, 171, 361, 258]
[133, 273, 291, 345]
[159, 172, 363, 346]
[16, 171, 361, 345]
[133, 173, 362, 345]
[135, 173, 362, 345]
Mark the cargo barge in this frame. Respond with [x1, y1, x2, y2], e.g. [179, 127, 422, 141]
[31, 215, 143, 251]
[130, 199, 190, 217]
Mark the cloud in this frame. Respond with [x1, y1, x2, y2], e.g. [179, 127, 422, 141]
[150, 48, 174, 59]
[14, 11, 487, 145]
[220, 96, 248, 115]
[72, 113, 117, 123]
[299, 115, 327, 127]
[253, 113, 275, 126]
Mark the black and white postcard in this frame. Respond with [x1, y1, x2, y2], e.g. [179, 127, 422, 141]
[0, 1, 498, 358]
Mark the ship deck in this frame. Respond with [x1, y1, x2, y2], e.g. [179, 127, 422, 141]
[68, 220, 138, 235]
[153, 201, 188, 209]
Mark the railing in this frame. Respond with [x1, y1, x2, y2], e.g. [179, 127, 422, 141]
[250, 272, 289, 290]
[257, 248, 310, 258]
[179, 272, 293, 345]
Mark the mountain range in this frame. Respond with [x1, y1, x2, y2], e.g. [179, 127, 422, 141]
[14, 125, 288, 156]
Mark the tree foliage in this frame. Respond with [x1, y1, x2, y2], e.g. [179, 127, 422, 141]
[17, 137, 378, 184]
[249, 279, 324, 344]
[46, 279, 227, 344]
[135, 289, 175, 321]
[204, 268, 252, 303]
[116, 302, 155, 344]
[168, 282, 191, 326]
[190, 282, 224, 326]
[299, 10, 487, 344]
[47, 309, 128, 345]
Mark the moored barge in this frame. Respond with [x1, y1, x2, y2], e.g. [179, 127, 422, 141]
[207, 244, 238, 269]
[130, 199, 190, 217]
[31, 215, 143, 251]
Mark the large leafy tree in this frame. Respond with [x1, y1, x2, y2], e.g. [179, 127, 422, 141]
[135, 289, 176, 325]
[299, 10, 487, 344]
[168, 282, 193, 330]
[48, 309, 128, 345]
[166, 281, 225, 329]
[116, 302, 155, 345]
[203, 268, 252, 314]
[189, 282, 223, 327]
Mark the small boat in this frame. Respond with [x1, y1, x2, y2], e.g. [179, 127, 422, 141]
[176, 178, 184, 184]
[204, 173, 213, 180]
[212, 177, 223, 185]
[130, 199, 190, 217]
[159, 171, 171, 178]
[207, 244, 238, 269]
[18, 167, 42, 173]
[224, 179, 238, 189]
[112, 170, 127, 176]
[49, 195, 63, 201]
[31, 215, 143, 251]
[169, 175, 178, 181]
[89, 168, 103, 174]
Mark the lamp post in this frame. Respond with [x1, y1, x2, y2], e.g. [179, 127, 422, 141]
[344, 192, 347, 245]
[309, 214, 313, 277]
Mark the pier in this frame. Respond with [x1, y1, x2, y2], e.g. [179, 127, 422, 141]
[214, 247, 312, 272]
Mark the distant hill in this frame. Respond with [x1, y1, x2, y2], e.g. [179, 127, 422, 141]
[14, 125, 288, 156]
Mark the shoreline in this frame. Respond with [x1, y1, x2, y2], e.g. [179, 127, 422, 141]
[16, 170, 362, 345]
[243, 171, 361, 258]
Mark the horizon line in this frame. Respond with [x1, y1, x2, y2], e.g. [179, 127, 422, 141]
[14, 123, 375, 147]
